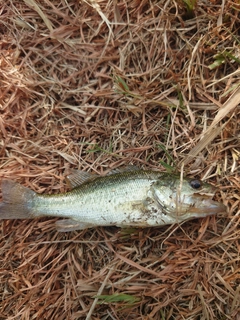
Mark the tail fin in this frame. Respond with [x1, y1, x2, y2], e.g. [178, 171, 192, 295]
[0, 180, 36, 219]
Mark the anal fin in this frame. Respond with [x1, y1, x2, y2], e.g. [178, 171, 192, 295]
[55, 219, 95, 232]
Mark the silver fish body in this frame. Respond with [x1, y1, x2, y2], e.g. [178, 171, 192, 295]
[0, 170, 226, 231]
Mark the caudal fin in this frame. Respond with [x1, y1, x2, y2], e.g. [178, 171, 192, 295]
[0, 180, 36, 219]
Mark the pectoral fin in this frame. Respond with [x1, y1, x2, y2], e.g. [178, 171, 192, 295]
[131, 197, 161, 215]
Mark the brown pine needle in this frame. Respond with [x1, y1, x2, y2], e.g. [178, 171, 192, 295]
[0, 0, 239, 319]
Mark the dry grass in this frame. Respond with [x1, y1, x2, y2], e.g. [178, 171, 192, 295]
[0, 0, 239, 319]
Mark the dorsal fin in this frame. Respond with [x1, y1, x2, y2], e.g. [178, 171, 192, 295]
[66, 166, 140, 189]
[107, 165, 140, 175]
[66, 170, 97, 189]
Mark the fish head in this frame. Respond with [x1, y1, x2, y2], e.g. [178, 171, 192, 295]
[152, 175, 226, 222]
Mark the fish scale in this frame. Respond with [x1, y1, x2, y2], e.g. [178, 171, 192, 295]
[34, 171, 159, 227]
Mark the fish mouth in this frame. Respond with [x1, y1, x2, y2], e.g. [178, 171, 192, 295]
[188, 194, 226, 215]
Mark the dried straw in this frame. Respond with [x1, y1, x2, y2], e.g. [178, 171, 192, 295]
[0, 0, 239, 319]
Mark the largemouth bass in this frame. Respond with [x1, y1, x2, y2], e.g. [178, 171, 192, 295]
[0, 169, 226, 231]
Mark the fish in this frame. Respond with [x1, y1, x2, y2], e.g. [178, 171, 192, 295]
[0, 169, 226, 232]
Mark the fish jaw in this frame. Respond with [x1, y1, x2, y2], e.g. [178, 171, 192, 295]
[183, 195, 226, 216]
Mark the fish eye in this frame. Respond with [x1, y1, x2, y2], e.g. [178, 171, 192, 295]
[189, 179, 202, 189]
